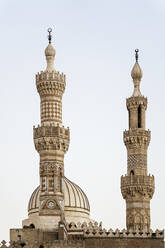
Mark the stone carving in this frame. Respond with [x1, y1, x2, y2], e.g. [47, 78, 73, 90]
[126, 96, 147, 110]
[40, 162, 63, 176]
[123, 129, 150, 148]
[128, 154, 147, 170]
[33, 125, 70, 153]
[36, 71, 66, 97]
[121, 175, 155, 199]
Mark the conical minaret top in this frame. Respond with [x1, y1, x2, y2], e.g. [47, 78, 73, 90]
[131, 49, 143, 97]
[45, 28, 56, 72]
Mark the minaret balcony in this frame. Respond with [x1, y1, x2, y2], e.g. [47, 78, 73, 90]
[126, 96, 147, 110]
[36, 71, 66, 97]
[121, 174, 155, 200]
[33, 124, 70, 153]
[123, 129, 150, 146]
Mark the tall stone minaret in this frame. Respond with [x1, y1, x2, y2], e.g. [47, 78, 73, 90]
[33, 29, 70, 219]
[121, 50, 155, 232]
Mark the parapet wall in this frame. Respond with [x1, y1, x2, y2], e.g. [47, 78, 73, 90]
[66, 222, 164, 239]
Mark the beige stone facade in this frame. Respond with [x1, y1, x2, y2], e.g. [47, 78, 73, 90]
[121, 52, 154, 232]
[1, 32, 164, 247]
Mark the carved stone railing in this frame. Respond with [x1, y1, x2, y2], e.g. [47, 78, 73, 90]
[33, 124, 70, 153]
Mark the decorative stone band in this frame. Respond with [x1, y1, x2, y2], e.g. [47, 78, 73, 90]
[126, 201, 150, 209]
[123, 129, 150, 147]
[126, 96, 147, 110]
[36, 71, 66, 97]
[128, 154, 147, 170]
[41, 96, 62, 124]
[40, 162, 63, 176]
[33, 125, 70, 153]
[121, 175, 155, 200]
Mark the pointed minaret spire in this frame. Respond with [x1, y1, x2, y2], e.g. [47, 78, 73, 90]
[45, 28, 56, 72]
[135, 48, 139, 62]
[131, 49, 143, 97]
[48, 28, 52, 44]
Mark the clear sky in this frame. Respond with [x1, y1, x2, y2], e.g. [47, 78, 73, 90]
[0, 0, 165, 241]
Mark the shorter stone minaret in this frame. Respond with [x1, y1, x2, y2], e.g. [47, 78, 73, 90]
[34, 29, 70, 219]
[121, 50, 155, 232]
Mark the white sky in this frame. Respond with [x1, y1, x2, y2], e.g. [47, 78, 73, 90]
[0, 0, 165, 241]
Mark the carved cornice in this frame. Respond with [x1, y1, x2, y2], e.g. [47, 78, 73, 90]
[33, 125, 70, 153]
[36, 71, 66, 97]
[126, 96, 147, 110]
[121, 175, 155, 200]
[123, 129, 150, 148]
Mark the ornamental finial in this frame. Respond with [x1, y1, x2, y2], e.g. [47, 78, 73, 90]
[131, 49, 143, 97]
[135, 49, 139, 62]
[48, 28, 52, 44]
[45, 28, 56, 71]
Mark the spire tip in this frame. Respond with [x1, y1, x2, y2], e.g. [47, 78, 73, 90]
[47, 28, 52, 44]
[135, 49, 139, 62]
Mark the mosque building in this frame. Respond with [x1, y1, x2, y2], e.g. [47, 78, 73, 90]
[1, 29, 164, 248]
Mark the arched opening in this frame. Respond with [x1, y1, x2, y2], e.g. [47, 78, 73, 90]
[130, 170, 134, 175]
[39, 245, 44, 248]
[29, 223, 35, 229]
[128, 109, 131, 128]
[138, 105, 141, 128]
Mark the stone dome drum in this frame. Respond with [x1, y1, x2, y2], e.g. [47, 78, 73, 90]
[24, 177, 90, 228]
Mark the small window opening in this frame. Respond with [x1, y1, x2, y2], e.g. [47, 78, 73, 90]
[39, 245, 44, 248]
[29, 223, 35, 229]
[130, 170, 134, 175]
[138, 105, 141, 128]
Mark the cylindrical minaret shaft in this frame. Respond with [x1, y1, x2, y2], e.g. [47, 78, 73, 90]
[121, 50, 155, 232]
[33, 29, 70, 217]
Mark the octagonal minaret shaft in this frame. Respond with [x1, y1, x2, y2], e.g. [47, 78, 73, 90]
[121, 50, 155, 232]
[33, 29, 70, 217]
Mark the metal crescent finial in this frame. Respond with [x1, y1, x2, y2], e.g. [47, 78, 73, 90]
[135, 49, 139, 62]
[47, 28, 52, 44]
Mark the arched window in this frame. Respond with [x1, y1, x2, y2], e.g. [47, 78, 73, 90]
[29, 223, 35, 229]
[128, 109, 131, 128]
[130, 170, 134, 175]
[138, 105, 141, 128]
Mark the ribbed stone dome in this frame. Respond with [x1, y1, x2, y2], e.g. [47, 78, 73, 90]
[28, 177, 90, 223]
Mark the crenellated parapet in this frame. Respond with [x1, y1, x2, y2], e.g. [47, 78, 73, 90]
[121, 175, 155, 200]
[36, 71, 66, 97]
[126, 96, 147, 110]
[33, 124, 70, 155]
[64, 222, 164, 239]
[0, 240, 84, 248]
[123, 129, 150, 150]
